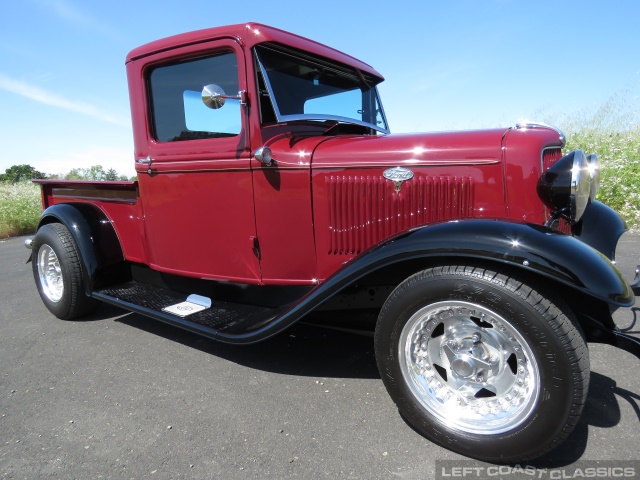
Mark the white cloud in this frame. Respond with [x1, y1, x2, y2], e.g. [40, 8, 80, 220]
[43, 0, 122, 41]
[0, 74, 130, 127]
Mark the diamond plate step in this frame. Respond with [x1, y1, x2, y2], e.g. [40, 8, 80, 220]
[93, 281, 281, 338]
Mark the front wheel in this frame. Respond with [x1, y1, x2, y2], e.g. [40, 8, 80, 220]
[374, 265, 589, 462]
[32, 223, 97, 320]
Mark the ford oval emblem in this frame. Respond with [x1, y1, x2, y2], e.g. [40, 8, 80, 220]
[383, 167, 414, 194]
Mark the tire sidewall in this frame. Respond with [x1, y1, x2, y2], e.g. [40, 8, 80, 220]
[32, 224, 79, 319]
[375, 269, 579, 462]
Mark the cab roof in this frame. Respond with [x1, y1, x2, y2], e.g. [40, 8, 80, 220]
[126, 22, 384, 80]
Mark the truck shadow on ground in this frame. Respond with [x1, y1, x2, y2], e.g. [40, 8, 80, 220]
[619, 307, 639, 334]
[103, 305, 638, 468]
[531, 371, 640, 468]
[110, 307, 380, 380]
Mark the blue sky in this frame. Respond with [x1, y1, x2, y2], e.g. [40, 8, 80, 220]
[1, 0, 638, 177]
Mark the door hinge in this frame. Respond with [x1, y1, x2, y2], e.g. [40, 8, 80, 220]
[251, 236, 261, 260]
[239, 90, 249, 107]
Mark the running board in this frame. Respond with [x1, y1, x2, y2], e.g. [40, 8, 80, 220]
[93, 281, 283, 342]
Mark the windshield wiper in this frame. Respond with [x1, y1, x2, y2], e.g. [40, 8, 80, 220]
[322, 121, 371, 136]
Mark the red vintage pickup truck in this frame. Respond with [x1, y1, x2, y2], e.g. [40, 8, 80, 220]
[26, 23, 639, 462]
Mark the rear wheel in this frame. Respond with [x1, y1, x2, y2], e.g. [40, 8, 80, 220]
[32, 223, 97, 319]
[374, 265, 589, 462]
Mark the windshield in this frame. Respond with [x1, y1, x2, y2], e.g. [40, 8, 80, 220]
[254, 44, 389, 133]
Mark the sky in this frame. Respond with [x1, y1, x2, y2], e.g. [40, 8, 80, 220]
[1, 0, 639, 178]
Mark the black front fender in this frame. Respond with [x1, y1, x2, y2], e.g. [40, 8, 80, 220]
[217, 218, 633, 344]
[571, 200, 627, 261]
[333, 218, 634, 308]
[38, 203, 124, 295]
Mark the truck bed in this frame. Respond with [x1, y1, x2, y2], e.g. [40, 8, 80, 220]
[34, 179, 146, 264]
[34, 179, 138, 207]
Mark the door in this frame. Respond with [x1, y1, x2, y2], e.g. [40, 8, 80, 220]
[134, 40, 260, 283]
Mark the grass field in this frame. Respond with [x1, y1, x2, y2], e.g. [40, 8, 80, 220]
[565, 126, 640, 230]
[548, 92, 640, 231]
[0, 182, 41, 238]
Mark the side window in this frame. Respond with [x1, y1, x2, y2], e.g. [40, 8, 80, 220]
[149, 52, 241, 142]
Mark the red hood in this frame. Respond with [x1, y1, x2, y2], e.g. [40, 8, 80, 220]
[266, 128, 508, 168]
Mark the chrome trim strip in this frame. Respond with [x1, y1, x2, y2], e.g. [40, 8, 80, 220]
[374, 88, 390, 133]
[516, 121, 566, 147]
[255, 55, 284, 120]
[312, 160, 500, 169]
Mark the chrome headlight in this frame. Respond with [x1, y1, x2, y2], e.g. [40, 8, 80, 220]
[537, 150, 593, 224]
[587, 153, 600, 202]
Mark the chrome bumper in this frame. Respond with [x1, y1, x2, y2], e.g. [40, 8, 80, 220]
[632, 265, 640, 295]
[611, 329, 640, 360]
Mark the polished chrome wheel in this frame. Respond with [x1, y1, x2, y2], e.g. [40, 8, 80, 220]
[32, 223, 98, 319]
[399, 300, 540, 435]
[37, 243, 64, 303]
[376, 266, 588, 461]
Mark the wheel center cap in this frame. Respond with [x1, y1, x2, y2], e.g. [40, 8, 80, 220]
[451, 354, 476, 378]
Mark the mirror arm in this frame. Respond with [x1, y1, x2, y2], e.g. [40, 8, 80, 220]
[220, 91, 247, 105]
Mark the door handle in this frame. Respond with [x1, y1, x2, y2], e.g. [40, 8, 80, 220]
[137, 156, 153, 174]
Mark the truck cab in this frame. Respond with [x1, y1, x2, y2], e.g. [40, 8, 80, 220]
[28, 23, 639, 463]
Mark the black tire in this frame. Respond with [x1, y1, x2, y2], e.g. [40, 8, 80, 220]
[32, 223, 97, 320]
[374, 265, 589, 463]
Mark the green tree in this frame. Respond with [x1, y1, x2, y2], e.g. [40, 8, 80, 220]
[87, 165, 106, 181]
[0, 164, 46, 183]
[65, 168, 86, 180]
[64, 165, 107, 181]
[105, 168, 119, 181]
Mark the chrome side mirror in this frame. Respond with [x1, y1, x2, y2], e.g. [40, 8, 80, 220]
[201, 84, 242, 109]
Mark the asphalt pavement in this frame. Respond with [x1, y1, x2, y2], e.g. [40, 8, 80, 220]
[1, 233, 639, 480]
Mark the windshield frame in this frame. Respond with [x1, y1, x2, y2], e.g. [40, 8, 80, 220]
[254, 43, 390, 134]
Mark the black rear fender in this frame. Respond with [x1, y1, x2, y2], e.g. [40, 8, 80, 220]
[37, 203, 125, 294]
